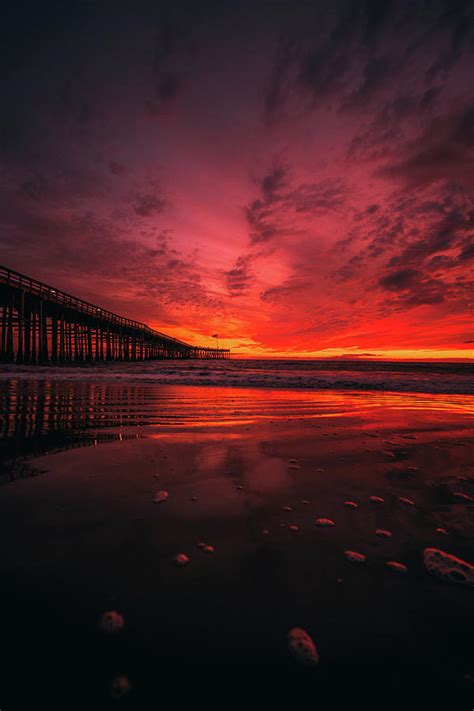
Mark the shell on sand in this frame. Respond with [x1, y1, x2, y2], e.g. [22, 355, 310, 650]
[100, 610, 124, 634]
[153, 490, 169, 503]
[376, 528, 392, 538]
[174, 553, 190, 566]
[287, 627, 319, 667]
[315, 518, 335, 527]
[423, 548, 474, 586]
[386, 561, 408, 573]
[344, 550, 366, 563]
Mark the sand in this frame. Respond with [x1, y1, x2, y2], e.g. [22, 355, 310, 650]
[0, 383, 473, 705]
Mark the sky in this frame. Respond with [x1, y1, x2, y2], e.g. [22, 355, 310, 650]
[1, 0, 473, 359]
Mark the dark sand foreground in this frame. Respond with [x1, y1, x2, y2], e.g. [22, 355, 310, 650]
[0, 383, 473, 706]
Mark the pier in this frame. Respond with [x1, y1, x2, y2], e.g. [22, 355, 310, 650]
[0, 265, 230, 363]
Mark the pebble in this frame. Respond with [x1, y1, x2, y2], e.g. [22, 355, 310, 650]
[287, 628, 319, 667]
[344, 550, 366, 563]
[110, 676, 131, 700]
[453, 492, 474, 502]
[100, 610, 124, 634]
[315, 518, 335, 527]
[174, 553, 190, 567]
[399, 496, 415, 506]
[376, 529, 392, 538]
[386, 561, 408, 574]
[153, 490, 168, 504]
[344, 501, 358, 508]
[369, 496, 384, 504]
[288, 525, 300, 533]
[423, 548, 474, 586]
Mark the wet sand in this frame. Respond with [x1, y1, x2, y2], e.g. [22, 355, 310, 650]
[0, 384, 473, 706]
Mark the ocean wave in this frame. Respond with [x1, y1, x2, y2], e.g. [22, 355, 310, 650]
[0, 359, 473, 394]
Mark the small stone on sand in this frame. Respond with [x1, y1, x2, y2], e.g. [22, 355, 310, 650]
[344, 550, 366, 563]
[315, 518, 335, 527]
[386, 561, 408, 574]
[287, 628, 319, 667]
[453, 492, 474, 502]
[174, 553, 190, 566]
[100, 610, 124, 634]
[153, 490, 168, 504]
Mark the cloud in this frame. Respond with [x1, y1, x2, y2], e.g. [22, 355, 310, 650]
[377, 104, 474, 191]
[133, 193, 167, 217]
[225, 255, 254, 296]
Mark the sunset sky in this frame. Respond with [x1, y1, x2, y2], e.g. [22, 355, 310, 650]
[1, 0, 473, 358]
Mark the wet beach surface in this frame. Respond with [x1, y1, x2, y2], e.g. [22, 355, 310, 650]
[0, 380, 473, 706]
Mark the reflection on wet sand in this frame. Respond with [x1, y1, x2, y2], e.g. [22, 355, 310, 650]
[0, 379, 473, 704]
[1, 378, 473, 460]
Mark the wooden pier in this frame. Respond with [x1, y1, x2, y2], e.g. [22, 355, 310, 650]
[0, 265, 230, 363]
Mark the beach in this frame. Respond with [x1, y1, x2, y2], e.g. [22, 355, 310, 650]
[0, 368, 473, 705]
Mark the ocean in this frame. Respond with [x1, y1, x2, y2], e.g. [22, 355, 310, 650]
[0, 358, 473, 393]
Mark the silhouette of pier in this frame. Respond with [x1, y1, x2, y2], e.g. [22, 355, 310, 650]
[0, 265, 230, 363]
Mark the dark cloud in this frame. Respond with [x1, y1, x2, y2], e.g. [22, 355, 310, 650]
[377, 104, 474, 191]
[225, 255, 254, 296]
[133, 194, 167, 217]
[379, 268, 420, 291]
[246, 167, 348, 245]
[260, 278, 308, 304]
